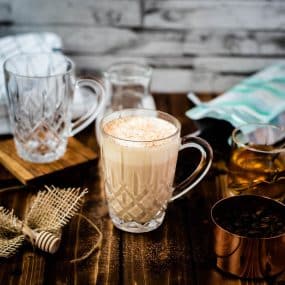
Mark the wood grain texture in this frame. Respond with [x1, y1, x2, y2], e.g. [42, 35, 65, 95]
[68, 54, 246, 93]
[0, 17, 284, 94]
[184, 30, 285, 56]
[10, 0, 141, 26]
[0, 137, 97, 184]
[122, 201, 194, 285]
[144, 1, 285, 30]
[5, 0, 285, 31]
[151, 68, 244, 93]
[68, 55, 248, 93]
[2, 26, 285, 57]
[1, 93, 283, 285]
[71, 55, 283, 92]
[0, 0, 285, 94]
[0, 25, 137, 54]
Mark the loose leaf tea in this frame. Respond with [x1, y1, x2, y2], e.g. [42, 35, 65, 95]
[213, 195, 285, 238]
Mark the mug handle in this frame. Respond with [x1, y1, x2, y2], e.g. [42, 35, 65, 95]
[170, 135, 213, 202]
[70, 79, 105, 136]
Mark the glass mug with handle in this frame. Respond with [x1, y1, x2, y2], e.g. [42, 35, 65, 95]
[4, 53, 105, 163]
[228, 123, 285, 202]
[100, 109, 213, 233]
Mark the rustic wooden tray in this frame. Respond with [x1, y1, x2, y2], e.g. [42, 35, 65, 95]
[0, 137, 97, 184]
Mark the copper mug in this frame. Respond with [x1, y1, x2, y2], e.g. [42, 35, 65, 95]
[211, 195, 285, 279]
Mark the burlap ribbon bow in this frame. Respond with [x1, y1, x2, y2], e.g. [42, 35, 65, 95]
[0, 186, 88, 258]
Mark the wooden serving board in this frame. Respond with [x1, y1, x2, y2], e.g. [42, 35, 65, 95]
[0, 137, 97, 184]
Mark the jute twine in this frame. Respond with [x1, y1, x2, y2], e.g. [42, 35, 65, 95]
[0, 185, 102, 263]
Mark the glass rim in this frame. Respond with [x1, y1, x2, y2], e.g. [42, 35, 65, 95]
[3, 52, 74, 79]
[232, 123, 285, 154]
[105, 61, 152, 78]
[100, 108, 181, 143]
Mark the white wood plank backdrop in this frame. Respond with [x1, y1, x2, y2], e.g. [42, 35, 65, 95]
[0, 0, 284, 94]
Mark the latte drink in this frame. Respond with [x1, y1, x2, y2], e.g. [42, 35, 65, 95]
[101, 110, 180, 232]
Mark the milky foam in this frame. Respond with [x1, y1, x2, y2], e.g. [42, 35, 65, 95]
[103, 116, 177, 141]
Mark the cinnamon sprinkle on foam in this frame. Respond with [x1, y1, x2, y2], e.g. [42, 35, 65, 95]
[103, 116, 177, 141]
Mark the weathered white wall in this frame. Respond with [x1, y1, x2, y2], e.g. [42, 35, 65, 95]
[1, 0, 285, 94]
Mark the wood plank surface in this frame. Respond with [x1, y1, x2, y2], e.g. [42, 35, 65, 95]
[0, 26, 137, 54]
[1, 93, 284, 285]
[0, 137, 97, 185]
[2, 27, 285, 57]
[3, 0, 285, 31]
[10, 0, 141, 26]
[122, 200, 194, 285]
[151, 68, 244, 93]
[144, 1, 285, 30]
[184, 31, 285, 56]
[71, 55, 284, 73]
[0, 0, 285, 94]
[0, 23, 284, 93]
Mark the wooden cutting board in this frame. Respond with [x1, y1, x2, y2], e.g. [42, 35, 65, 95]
[0, 137, 97, 184]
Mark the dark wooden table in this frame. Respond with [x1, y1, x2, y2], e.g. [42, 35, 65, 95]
[0, 93, 284, 285]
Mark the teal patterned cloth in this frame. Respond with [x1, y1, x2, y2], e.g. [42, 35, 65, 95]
[186, 63, 285, 127]
[0, 33, 62, 134]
